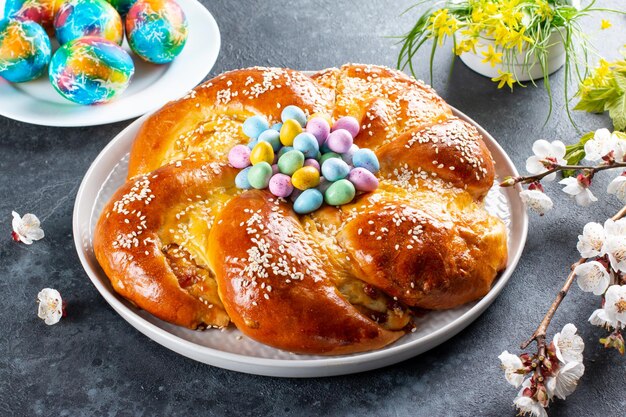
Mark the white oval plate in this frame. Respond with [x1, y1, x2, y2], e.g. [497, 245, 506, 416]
[0, 0, 220, 127]
[73, 102, 528, 377]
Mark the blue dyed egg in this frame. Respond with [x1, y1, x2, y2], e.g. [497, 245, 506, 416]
[293, 132, 319, 159]
[321, 158, 350, 182]
[235, 167, 253, 189]
[242, 115, 269, 139]
[0, 19, 51, 83]
[258, 129, 282, 152]
[293, 189, 324, 214]
[54, 0, 123, 45]
[352, 148, 380, 174]
[281, 105, 307, 127]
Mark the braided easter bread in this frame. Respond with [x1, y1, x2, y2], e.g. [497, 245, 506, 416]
[94, 64, 507, 355]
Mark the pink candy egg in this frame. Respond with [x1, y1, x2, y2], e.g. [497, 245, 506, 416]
[303, 158, 320, 171]
[348, 167, 379, 192]
[306, 117, 331, 146]
[271, 164, 279, 175]
[332, 116, 360, 138]
[228, 144, 251, 168]
[269, 173, 294, 197]
[326, 129, 353, 154]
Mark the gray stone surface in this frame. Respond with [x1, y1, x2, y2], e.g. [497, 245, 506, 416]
[1, 1, 625, 416]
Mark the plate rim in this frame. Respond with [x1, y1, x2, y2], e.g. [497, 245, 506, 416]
[0, 0, 221, 127]
[73, 100, 528, 377]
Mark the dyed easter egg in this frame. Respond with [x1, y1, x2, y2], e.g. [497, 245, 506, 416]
[54, 0, 123, 45]
[250, 141, 274, 165]
[277, 146, 294, 158]
[305, 116, 330, 146]
[126, 0, 188, 64]
[227, 144, 251, 169]
[293, 132, 319, 159]
[341, 144, 359, 165]
[277, 150, 304, 175]
[319, 152, 340, 166]
[279, 118, 302, 146]
[105, 0, 137, 15]
[242, 115, 269, 139]
[235, 167, 252, 189]
[257, 129, 282, 152]
[49, 36, 134, 104]
[324, 179, 356, 206]
[291, 166, 320, 191]
[303, 158, 320, 171]
[332, 116, 360, 138]
[321, 158, 350, 182]
[352, 148, 380, 174]
[3, 0, 63, 33]
[0, 19, 51, 83]
[326, 129, 353, 154]
[281, 105, 307, 127]
[293, 189, 323, 214]
[269, 173, 294, 198]
[348, 167, 379, 192]
[247, 162, 273, 189]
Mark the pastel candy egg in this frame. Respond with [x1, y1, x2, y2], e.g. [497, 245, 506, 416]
[235, 167, 253, 189]
[348, 167, 379, 192]
[271, 122, 283, 131]
[49, 36, 134, 105]
[293, 132, 319, 159]
[258, 129, 281, 152]
[105, 0, 137, 15]
[242, 115, 269, 139]
[324, 179, 356, 206]
[247, 139, 258, 149]
[326, 129, 353, 154]
[4, 0, 63, 33]
[227, 144, 251, 169]
[341, 144, 359, 165]
[277, 146, 294, 158]
[291, 166, 320, 191]
[352, 148, 380, 173]
[126, 0, 188, 64]
[54, 0, 123, 45]
[247, 162, 272, 189]
[332, 116, 360, 138]
[319, 152, 341, 166]
[277, 150, 304, 175]
[321, 158, 350, 182]
[308, 112, 333, 126]
[303, 158, 320, 171]
[269, 173, 294, 197]
[0, 19, 51, 83]
[250, 141, 274, 165]
[305, 117, 330, 146]
[279, 119, 302, 146]
[281, 105, 307, 127]
[293, 189, 324, 214]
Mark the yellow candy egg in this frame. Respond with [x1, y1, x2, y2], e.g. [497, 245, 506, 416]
[280, 119, 303, 146]
[308, 112, 333, 126]
[291, 166, 320, 190]
[250, 141, 275, 165]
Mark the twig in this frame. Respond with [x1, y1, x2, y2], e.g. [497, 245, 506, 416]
[521, 203, 626, 350]
[501, 161, 626, 187]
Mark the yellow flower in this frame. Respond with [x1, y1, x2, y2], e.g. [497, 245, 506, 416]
[428, 9, 459, 45]
[536, 1, 554, 20]
[455, 38, 478, 55]
[506, 27, 534, 53]
[601, 19, 612, 30]
[492, 70, 516, 91]
[493, 24, 511, 46]
[481, 44, 503, 67]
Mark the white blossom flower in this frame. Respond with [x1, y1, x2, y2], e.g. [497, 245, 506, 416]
[498, 351, 525, 387]
[603, 235, 626, 273]
[603, 218, 626, 237]
[526, 140, 566, 182]
[12, 211, 44, 244]
[520, 189, 553, 215]
[574, 261, 611, 295]
[576, 222, 605, 258]
[603, 285, 626, 329]
[514, 379, 548, 417]
[37, 288, 63, 325]
[545, 361, 585, 400]
[552, 323, 585, 364]
[558, 177, 597, 207]
[584, 128, 615, 161]
[589, 308, 614, 329]
[607, 175, 626, 203]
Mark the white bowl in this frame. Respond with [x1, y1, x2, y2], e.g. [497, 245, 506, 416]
[73, 104, 528, 377]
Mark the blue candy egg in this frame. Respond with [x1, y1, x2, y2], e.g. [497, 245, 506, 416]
[0, 19, 51, 83]
[258, 129, 282, 152]
[242, 115, 269, 139]
[277, 146, 294, 158]
[352, 148, 380, 174]
[293, 132, 319, 159]
[271, 122, 283, 132]
[293, 189, 323, 214]
[341, 144, 360, 165]
[321, 158, 351, 182]
[235, 167, 253, 189]
[281, 105, 307, 127]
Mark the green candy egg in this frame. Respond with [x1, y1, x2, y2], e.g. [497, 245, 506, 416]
[247, 162, 273, 189]
[324, 179, 356, 206]
[278, 150, 305, 175]
[319, 152, 341, 166]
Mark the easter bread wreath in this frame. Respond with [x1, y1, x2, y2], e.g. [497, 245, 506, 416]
[94, 64, 508, 355]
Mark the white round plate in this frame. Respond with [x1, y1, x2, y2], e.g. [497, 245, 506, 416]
[0, 0, 220, 127]
[73, 101, 528, 377]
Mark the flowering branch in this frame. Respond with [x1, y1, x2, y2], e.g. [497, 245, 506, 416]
[502, 161, 626, 187]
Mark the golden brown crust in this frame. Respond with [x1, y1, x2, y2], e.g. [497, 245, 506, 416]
[94, 64, 509, 355]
